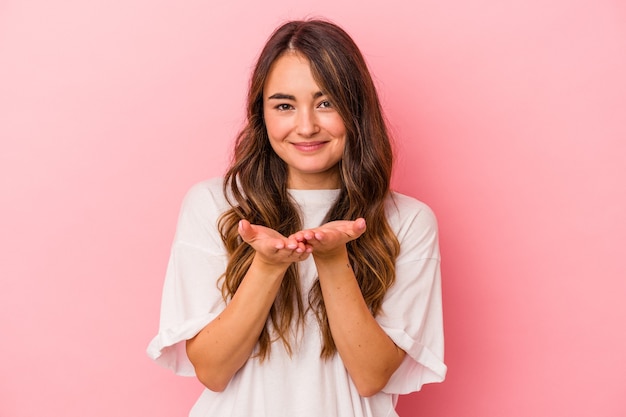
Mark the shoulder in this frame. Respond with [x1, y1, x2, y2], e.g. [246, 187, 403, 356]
[385, 191, 438, 229]
[180, 177, 229, 214]
[173, 177, 230, 245]
[385, 191, 440, 260]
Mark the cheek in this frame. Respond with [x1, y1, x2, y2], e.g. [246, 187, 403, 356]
[325, 114, 347, 138]
[264, 116, 290, 141]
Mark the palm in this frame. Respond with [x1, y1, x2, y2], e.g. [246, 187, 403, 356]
[238, 220, 310, 264]
[291, 218, 366, 257]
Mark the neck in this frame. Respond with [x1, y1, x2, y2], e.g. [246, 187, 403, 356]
[287, 168, 341, 190]
[287, 176, 340, 190]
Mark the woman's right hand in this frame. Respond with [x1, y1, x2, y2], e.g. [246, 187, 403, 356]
[187, 219, 308, 392]
[238, 219, 312, 265]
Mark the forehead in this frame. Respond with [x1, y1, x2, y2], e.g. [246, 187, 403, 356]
[264, 52, 321, 95]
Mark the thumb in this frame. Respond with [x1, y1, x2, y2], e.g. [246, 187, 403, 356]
[238, 219, 254, 242]
[354, 218, 367, 235]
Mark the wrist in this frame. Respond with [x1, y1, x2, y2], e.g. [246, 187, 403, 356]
[250, 253, 291, 277]
[312, 248, 350, 270]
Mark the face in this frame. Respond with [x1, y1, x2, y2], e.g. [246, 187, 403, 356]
[263, 52, 346, 190]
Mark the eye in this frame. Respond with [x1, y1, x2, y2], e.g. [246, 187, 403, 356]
[275, 103, 294, 111]
[318, 100, 333, 109]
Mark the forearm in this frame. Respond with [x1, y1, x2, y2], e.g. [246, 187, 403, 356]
[186, 257, 287, 391]
[314, 251, 405, 397]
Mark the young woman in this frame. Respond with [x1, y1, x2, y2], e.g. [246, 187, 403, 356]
[147, 19, 446, 417]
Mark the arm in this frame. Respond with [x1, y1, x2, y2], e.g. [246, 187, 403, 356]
[292, 219, 406, 397]
[186, 220, 309, 392]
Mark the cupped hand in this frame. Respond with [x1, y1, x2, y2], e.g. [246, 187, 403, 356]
[290, 218, 367, 258]
[238, 220, 312, 265]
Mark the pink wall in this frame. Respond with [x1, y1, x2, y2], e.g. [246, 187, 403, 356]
[1, 1, 625, 416]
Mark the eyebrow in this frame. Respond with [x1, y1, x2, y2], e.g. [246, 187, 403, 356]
[267, 91, 325, 100]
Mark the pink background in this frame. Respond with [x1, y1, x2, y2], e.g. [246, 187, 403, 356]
[1, 0, 625, 416]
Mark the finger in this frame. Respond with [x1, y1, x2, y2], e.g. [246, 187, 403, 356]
[303, 242, 314, 253]
[289, 251, 307, 262]
[285, 237, 300, 250]
[291, 240, 313, 253]
[354, 218, 367, 235]
[238, 219, 253, 242]
[298, 241, 313, 253]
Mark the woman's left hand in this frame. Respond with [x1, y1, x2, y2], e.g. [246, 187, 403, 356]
[292, 216, 405, 397]
[290, 218, 366, 258]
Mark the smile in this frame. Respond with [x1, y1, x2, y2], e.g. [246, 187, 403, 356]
[291, 141, 328, 152]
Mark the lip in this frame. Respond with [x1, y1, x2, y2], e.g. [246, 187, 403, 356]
[291, 141, 328, 152]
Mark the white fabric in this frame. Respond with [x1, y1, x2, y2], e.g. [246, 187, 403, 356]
[147, 177, 446, 417]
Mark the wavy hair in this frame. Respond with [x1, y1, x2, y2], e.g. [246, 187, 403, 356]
[218, 19, 400, 360]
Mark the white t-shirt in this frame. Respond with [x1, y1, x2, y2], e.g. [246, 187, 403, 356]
[147, 177, 446, 417]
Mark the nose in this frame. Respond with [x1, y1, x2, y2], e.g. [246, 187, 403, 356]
[295, 109, 320, 137]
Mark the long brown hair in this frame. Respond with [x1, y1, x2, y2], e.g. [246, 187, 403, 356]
[219, 19, 400, 359]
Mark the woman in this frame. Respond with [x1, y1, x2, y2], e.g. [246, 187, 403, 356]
[147, 19, 446, 417]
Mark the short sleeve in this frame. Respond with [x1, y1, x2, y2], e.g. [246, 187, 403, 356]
[377, 193, 447, 394]
[146, 179, 230, 376]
